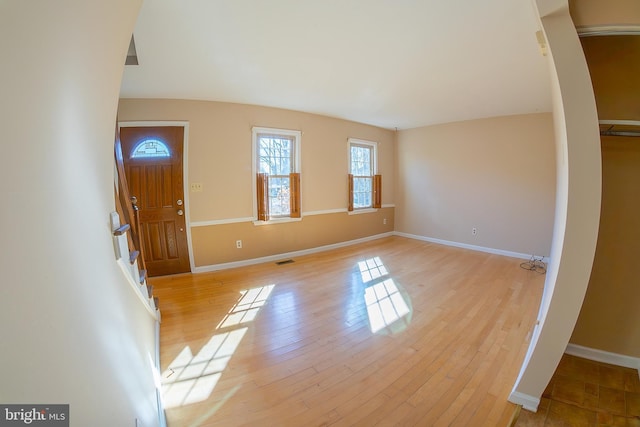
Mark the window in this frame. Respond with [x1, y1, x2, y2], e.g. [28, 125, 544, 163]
[253, 127, 301, 221]
[130, 139, 170, 158]
[348, 138, 381, 211]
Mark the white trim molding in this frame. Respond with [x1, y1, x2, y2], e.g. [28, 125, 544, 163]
[394, 232, 549, 262]
[508, 391, 540, 412]
[565, 344, 640, 376]
[253, 217, 303, 226]
[348, 208, 378, 215]
[190, 217, 255, 227]
[303, 208, 348, 216]
[193, 232, 393, 273]
[189, 206, 395, 227]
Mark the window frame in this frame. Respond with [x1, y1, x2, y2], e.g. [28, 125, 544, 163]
[348, 138, 378, 212]
[252, 126, 302, 224]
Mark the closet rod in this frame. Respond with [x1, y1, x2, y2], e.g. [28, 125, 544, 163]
[599, 120, 640, 137]
[599, 120, 640, 127]
[600, 130, 640, 137]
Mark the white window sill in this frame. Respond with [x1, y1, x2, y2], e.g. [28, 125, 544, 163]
[348, 208, 378, 215]
[253, 217, 303, 226]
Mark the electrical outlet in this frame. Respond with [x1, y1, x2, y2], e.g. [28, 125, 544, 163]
[190, 183, 203, 192]
[383, 218, 387, 225]
[236, 240, 242, 249]
[472, 227, 477, 236]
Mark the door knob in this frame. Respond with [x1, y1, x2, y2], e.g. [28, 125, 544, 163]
[177, 199, 183, 206]
[177, 209, 184, 216]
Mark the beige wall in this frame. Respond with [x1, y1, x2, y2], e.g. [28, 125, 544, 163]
[395, 113, 556, 257]
[569, 0, 640, 28]
[569, 35, 640, 357]
[571, 137, 640, 356]
[193, 209, 394, 266]
[1, 1, 162, 426]
[580, 35, 640, 120]
[118, 99, 395, 267]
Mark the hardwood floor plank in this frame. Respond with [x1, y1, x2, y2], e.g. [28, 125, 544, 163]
[150, 236, 544, 426]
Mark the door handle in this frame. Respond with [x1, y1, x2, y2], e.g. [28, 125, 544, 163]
[177, 199, 183, 206]
[177, 209, 184, 216]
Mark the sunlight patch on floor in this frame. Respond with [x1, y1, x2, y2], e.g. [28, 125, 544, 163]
[358, 256, 388, 283]
[161, 284, 275, 408]
[217, 284, 275, 329]
[358, 257, 412, 334]
[365, 279, 411, 333]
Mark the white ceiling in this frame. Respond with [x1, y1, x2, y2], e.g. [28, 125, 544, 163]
[120, 0, 552, 130]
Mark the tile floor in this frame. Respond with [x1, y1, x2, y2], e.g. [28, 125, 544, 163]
[515, 354, 640, 426]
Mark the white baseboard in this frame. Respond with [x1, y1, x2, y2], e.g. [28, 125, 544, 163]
[565, 344, 640, 377]
[155, 320, 167, 427]
[508, 391, 540, 412]
[393, 232, 549, 262]
[193, 232, 394, 273]
[193, 230, 549, 272]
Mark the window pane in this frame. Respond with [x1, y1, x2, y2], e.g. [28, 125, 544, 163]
[350, 145, 372, 176]
[268, 176, 290, 216]
[353, 177, 372, 208]
[131, 139, 171, 158]
[259, 135, 293, 176]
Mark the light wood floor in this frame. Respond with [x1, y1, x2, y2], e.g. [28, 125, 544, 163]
[150, 236, 544, 426]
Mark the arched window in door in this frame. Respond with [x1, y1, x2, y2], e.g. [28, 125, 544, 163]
[130, 139, 171, 158]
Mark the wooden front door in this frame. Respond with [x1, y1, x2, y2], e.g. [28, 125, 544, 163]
[120, 126, 190, 276]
